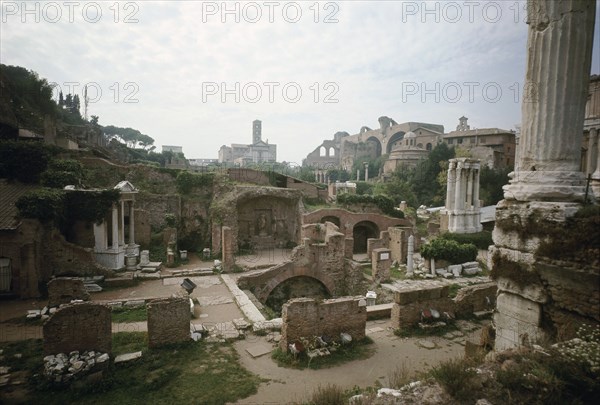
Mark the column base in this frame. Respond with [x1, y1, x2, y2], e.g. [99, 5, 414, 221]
[503, 171, 586, 202]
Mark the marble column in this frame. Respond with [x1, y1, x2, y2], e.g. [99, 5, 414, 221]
[129, 201, 135, 245]
[111, 205, 118, 250]
[406, 235, 414, 276]
[466, 167, 474, 208]
[119, 200, 125, 246]
[454, 162, 463, 211]
[445, 160, 456, 210]
[504, 0, 595, 202]
[357, 169, 360, 181]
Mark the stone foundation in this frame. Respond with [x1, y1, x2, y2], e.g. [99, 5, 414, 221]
[390, 285, 454, 331]
[454, 282, 497, 317]
[147, 297, 190, 348]
[280, 297, 367, 351]
[43, 303, 111, 355]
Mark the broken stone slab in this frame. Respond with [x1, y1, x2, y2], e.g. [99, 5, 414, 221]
[27, 309, 41, 317]
[96, 353, 109, 364]
[252, 318, 282, 332]
[443, 273, 454, 279]
[245, 343, 273, 358]
[137, 271, 162, 279]
[84, 283, 103, 292]
[416, 339, 437, 349]
[114, 351, 142, 364]
[191, 332, 202, 342]
[463, 267, 481, 276]
[123, 299, 145, 308]
[232, 318, 251, 330]
[448, 264, 462, 277]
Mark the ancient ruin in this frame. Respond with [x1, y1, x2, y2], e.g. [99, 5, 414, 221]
[147, 297, 191, 348]
[441, 158, 482, 234]
[492, 0, 598, 350]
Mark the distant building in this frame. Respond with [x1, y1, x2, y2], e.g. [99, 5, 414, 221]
[442, 117, 516, 169]
[218, 120, 277, 166]
[162, 145, 183, 154]
[188, 158, 218, 167]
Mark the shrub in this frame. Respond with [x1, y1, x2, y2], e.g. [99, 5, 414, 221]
[337, 193, 404, 218]
[429, 357, 477, 400]
[0, 140, 55, 183]
[176, 171, 214, 194]
[420, 238, 477, 264]
[15, 188, 64, 223]
[40, 159, 85, 188]
[309, 384, 345, 405]
[439, 231, 493, 250]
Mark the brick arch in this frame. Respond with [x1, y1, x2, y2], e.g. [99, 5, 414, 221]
[257, 266, 336, 303]
[320, 215, 340, 227]
[353, 220, 379, 253]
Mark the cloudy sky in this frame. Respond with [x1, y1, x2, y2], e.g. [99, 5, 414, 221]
[2, 1, 599, 164]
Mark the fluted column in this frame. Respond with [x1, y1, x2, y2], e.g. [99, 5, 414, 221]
[504, 0, 596, 202]
[473, 168, 481, 209]
[445, 160, 456, 210]
[119, 200, 125, 246]
[466, 166, 474, 208]
[129, 201, 135, 245]
[111, 205, 118, 250]
[454, 162, 463, 211]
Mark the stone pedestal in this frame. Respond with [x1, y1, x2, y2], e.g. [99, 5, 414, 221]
[372, 248, 391, 281]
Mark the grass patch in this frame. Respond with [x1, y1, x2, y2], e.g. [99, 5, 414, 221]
[390, 265, 407, 280]
[429, 357, 478, 401]
[387, 362, 412, 389]
[111, 307, 147, 323]
[271, 337, 375, 370]
[447, 283, 461, 298]
[309, 383, 346, 405]
[10, 336, 262, 404]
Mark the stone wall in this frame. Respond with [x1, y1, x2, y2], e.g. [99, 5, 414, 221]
[390, 284, 454, 331]
[280, 297, 367, 350]
[135, 193, 182, 230]
[454, 282, 497, 317]
[47, 278, 90, 307]
[147, 297, 190, 348]
[43, 303, 112, 355]
[134, 208, 152, 247]
[238, 222, 364, 303]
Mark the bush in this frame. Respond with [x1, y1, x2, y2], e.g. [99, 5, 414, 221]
[420, 238, 477, 264]
[176, 171, 214, 194]
[309, 384, 345, 405]
[429, 357, 477, 400]
[439, 231, 493, 250]
[337, 193, 404, 219]
[15, 188, 64, 223]
[0, 140, 55, 183]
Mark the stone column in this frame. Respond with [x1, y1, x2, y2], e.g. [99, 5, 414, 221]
[111, 205, 118, 250]
[129, 201, 135, 245]
[586, 128, 598, 175]
[592, 128, 600, 199]
[473, 168, 480, 209]
[357, 169, 360, 181]
[430, 258, 436, 276]
[466, 166, 474, 208]
[364, 164, 369, 182]
[119, 200, 125, 246]
[406, 235, 414, 276]
[445, 160, 456, 210]
[503, 0, 595, 202]
[454, 162, 463, 210]
[492, 0, 597, 351]
[221, 226, 234, 271]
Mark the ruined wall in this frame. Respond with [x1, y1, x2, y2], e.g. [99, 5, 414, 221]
[390, 284, 454, 331]
[135, 193, 182, 230]
[280, 297, 367, 350]
[238, 223, 364, 303]
[147, 297, 190, 348]
[47, 277, 90, 307]
[43, 303, 112, 355]
[134, 208, 152, 247]
[454, 282, 497, 317]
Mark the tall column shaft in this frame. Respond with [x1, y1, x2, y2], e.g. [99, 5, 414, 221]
[111, 206, 118, 250]
[454, 164, 463, 210]
[129, 201, 135, 245]
[594, 128, 600, 178]
[445, 160, 456, 210]
[587, 128, 598, 176]
[119, 200, 125, 245]
[505, 0, 596, 201]
[473, 168, 480, 209]
[466, 168, 474, 208]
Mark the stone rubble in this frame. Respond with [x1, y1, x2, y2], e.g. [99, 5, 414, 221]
[43, 350, 109, 383]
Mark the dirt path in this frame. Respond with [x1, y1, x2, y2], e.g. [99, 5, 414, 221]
[233, 319, 482, 404]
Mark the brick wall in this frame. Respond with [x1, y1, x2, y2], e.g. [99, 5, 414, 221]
[147, 297, 190, 348]
[47, 277, 90, 307]
[280, 297, 367, 350]
[390, 285, 454, 331]
[43, 303, 111, 355]
[454, 282, 497, 317]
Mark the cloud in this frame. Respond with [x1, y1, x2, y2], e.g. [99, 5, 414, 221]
[1, 0, 597, 162]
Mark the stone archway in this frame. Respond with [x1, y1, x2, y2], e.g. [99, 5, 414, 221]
[353, 221, 379, 253]
[366, 136, 383, 157]
[387, 131, 405, 154]
[320, 216, 341, 227]
[265, 276, 331, 313]
[258, 266, 336, 303]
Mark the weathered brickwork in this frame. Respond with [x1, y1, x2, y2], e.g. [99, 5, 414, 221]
[390, 285, 454, 331]
[147, 297, 190, 348]
[43, 303, 111, 355]
[280, 297, 367, 350]
[47, 278, 90, 307]
[454, 282, 497, 317]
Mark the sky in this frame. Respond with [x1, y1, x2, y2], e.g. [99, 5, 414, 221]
[1, 0, 599, 164]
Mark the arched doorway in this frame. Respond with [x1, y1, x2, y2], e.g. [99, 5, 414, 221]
[320, 216, 340, 227]
[353, 221, 379, 253]
[265, 276, 331, 314]
[366, 136, 382, 157]
[386, 131, 405, 154]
